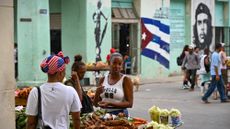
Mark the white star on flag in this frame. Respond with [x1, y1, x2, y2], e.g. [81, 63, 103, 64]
[142, 32, 147, 40]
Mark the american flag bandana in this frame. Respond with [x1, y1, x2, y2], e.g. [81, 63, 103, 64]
[40, 51, 70, 74]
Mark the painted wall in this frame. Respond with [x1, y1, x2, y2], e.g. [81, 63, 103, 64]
[133, 0, 141, 17]
[49, 0, 61, 13]
[229, 0, 230, 26]
[17, 0, 50, 85]
[86, 0, 111, 63]
[85, 0, 111, 83]
[185, 0, 191, 46]
[215, 1, 224, 27]
[140, 0, 170, 79]
[170, 0, 186, 75]
[133, 0, 141, 74]
[61, 0, 87, 78]
[191, 0, 215, 51]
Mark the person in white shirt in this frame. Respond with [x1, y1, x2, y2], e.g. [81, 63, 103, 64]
[219, 43, 228, 95]
[198, 48, 211, 96]
[26, 51, 82, 129]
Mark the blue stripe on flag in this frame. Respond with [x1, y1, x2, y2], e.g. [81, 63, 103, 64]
[141, 48, 169, 69]
[142, 17, 170, 34]
[152, 35, 170, 53]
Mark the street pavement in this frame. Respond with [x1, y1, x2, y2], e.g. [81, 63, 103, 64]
[129, 76, 230, 129]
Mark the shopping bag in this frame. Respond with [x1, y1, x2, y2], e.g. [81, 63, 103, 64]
[81, 93, 94, 114]
[176, 56, 183, 66]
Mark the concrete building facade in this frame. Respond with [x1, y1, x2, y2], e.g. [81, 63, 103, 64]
[14, 0, 230, 85]
[0, 0, 15, 128]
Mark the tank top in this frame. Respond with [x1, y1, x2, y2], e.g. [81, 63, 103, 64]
[100, 74, 126, 111]
[198, 55, 207, 74]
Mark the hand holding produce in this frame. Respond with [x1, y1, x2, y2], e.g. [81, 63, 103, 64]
[98, 101, 110, 108]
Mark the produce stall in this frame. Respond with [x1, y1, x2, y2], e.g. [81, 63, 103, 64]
[14, 76, 183, 129]
[15, 87, 32, 106]
[15, 105, 183, 129]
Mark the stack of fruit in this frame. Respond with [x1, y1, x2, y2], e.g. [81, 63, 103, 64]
[86, 62, 96, 69]
[147, 106, 183, 128]
[95, 61, 108, 68]
[87, 88, 95, 99]
[15, 87, 32, 99]
[86, 61, 109, 70]
[15, 87, 33, 106]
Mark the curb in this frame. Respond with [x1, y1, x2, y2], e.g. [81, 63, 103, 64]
[140, 76, 182, 85]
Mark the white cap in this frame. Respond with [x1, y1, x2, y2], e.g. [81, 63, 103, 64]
[220, 42, 225, 47]
[189, 45, 194, 49]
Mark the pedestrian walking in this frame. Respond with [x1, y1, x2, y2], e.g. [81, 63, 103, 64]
[219, 43, 228, 94]
[182, 45, 200, 91]
[194, 46, 201, 87]
[202, 43, 229, 103]
[198, 48, 211, 96]
[179, 45, 189, 89]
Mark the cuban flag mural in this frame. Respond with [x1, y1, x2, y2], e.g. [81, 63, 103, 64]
[141, 0, 170, 70]
[141, 18, 170, 69]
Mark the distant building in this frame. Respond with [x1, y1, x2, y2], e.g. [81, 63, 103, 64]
[14, 0, 230, 85]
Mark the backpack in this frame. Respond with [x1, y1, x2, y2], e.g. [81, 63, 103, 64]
[177, 56, 183, 66]
[204, 56, 210, 73]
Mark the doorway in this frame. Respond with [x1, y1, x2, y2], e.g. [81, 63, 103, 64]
[50, 13, 62, 54]
[215, 27, 230, 55]
[112, 23, 138, 74]
[50, 30, 61, 54]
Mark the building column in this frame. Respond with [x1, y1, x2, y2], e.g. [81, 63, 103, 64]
[61, 0, 87, 76]
[0, 0, 15, 128]
[17, 0, 50, 86]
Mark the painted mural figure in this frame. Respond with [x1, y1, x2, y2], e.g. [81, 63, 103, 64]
[93, 0, 108, 62]
[193, 3, 213, 51]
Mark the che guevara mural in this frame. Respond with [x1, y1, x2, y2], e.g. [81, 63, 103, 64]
[192, 0, 214, 52]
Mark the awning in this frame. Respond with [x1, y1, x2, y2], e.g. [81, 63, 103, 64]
[112, 8, 139, 23]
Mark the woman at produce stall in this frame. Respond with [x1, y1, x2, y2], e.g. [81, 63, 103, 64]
[65, 55, 85, 101]
[93, 52, 133, 116]
[65, 54, 94, 114]
[26, 51, 82, 129]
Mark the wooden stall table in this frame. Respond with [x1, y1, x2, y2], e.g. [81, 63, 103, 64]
[86, 66, 110, 72]
[15, 97, 27, 106]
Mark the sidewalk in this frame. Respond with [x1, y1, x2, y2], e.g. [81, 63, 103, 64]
[140, 75, 182, 85]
